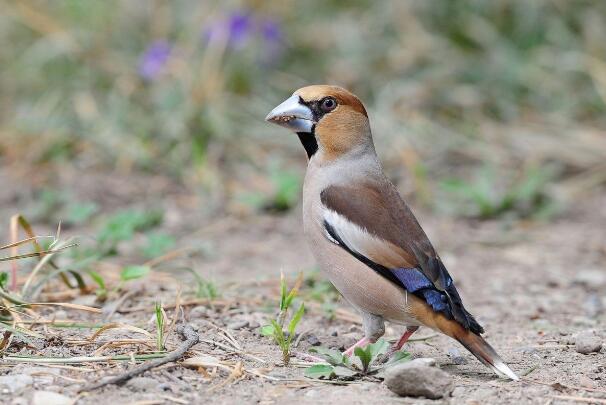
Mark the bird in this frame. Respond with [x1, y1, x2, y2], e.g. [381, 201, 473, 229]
[265, 85, 518, 380]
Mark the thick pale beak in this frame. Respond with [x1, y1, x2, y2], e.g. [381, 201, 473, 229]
[265, 95, 314, 133]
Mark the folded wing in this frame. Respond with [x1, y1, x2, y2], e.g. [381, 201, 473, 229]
[320, 182, 483, 334]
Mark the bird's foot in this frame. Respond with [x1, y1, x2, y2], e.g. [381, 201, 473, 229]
[376, 326, 420, 364]
[343, 337, 370, 356]
[375, 347, 400, 364]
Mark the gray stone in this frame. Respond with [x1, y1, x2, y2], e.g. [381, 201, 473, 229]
[32, 391, 72, 405]
[451, 386, 466, 397]
[126, 376, 159, 391]
[306, 334, 321, 346]
[0, 374, 33, 393]
[189, 306, 210, 319]
[574, 330, 603, 354]
[447, 347, 467, 364]
[517, 346, 539, 355]
[584, 294, 603, 318]
[71, 294, 99, 307]
[384, 360, 453, 399]
[573, 270, 606, 288]
[470, 387, 497, 401]
[407, 357, 437, 367]
[247, 320, 260, 329]
[227, 320, 249, 330]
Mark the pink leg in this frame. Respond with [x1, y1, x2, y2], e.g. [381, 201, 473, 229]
[375, 326, 420, 364]
[344, 337, 370, 356]
[393, 326, 419, 351]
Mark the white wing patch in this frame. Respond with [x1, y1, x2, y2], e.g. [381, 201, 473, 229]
[322, 208, 407, 268]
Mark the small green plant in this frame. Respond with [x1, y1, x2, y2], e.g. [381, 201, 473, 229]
[260, 273, 305, 365]
[88, 270, 108, 301]
[239, 163, 302, 213]
[120, 265, 151, 282]
[65, 202, 98, 225]
[154, 302, 165, 351]
[0, 272, 8, 290]
[302, 270, 339, 320]
[440, 164, 557, 219]
[97, 209, 163, 254]
[267, 165, 301, 212]
[141, 232, 176, 259]
[196, 277, 219, 300]
[304, 339, 411, 380]
[177, 268, 219, 299]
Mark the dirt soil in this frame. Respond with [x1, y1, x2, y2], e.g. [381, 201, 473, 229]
[0, 167, 605, 405]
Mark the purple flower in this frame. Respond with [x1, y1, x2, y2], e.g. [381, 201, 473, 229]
[138, 40, 172, 80]
[260, 19, 281, 43]
[259, 18, 284, 65]
[227, 11, 252, 46]
[201, 11, 284, 65]
[203, 11, 254, 49]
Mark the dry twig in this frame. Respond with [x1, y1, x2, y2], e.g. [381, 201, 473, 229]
[78, 324, 199, 392]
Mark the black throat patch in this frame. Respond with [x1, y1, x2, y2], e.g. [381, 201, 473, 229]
[297, 131, 318, 159]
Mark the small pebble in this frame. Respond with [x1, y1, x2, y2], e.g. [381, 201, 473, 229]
[71, 294, 99, 307]
[306, 334, 321, 346]
[384, 359, 453, 399]
[189, 306, 210, 319]
[451, 386, 466, 397]
[32, 391, 72, 405]
[0, 374, 33, 393]
[579, 375, 596, 388]
[348, 325, 361, 333]
[517, 346, 539, 355]
[447, 347, 467, 365]
[584, 294, 603, 318]
[227, 320, 249, 330]
[126, 376, 158, 392]
[574, 330, 603, 354]
[573, 270, 606, 288]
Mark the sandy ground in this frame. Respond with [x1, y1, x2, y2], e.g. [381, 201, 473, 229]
[0, 167, 605, 404]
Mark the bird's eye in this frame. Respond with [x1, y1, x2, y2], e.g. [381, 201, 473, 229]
[320, 97, 337, 113]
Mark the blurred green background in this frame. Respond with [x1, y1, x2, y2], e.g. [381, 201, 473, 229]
[2, 0, 606, 221]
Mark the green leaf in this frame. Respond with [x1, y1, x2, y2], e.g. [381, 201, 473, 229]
[310, 347, 347, 366]
[279, 274, 287, 311]
[284, 289, 297, 311]
[270, 169, 301, 211]
[304, 364, 335, 379]
[368, 338, 390, 359]
[154, 302, 164, 351]
[65, 202, 98, 224]
[333, 366, 358, 377]
[98, 209, 163, 246]
[287, 303, 304, 337]
[120, 265, 151, 281]
[0, 272, 8, 289]
[354, 346, 372, 372]
[260, 325, 275, 337]
[387, 350, 412, 366]
[270, 320, 285, 345]
[88, 271, 105, 290]
[141, 233, 176, 259]
[88, 270, 106, 299]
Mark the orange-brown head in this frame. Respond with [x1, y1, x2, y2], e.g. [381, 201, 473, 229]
[265, 85, 372, 159]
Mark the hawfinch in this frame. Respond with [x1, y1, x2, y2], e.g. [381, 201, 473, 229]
[265, 85, 518, 380]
